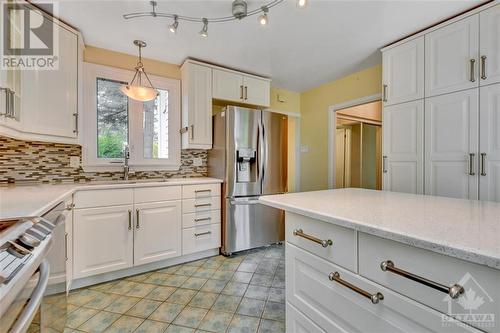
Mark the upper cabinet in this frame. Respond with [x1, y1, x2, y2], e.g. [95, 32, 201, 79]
[480, 5, 500, 86]
[382, 36, 424, 106]
[212, 68, 271, 107]
[425, 15, 479, 97]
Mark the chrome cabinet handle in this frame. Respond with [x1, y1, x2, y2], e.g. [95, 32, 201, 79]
[195, 217, 211, 222]
[470, 59, 476, 82]
[65, 203, 75, 210]
[190, 125, 194, 140]
[481, 55, 487, 80]
[244, 86, 248, 100]
[382, 84, 388, 102]
[195, 231, 212, 237]
[382, 156, 388, 173]
[64, 232, 68, 261]
[293, 229, 332, 248]
[128, 210, 132, 230]
[468, 153, 476, 176]
[195, 189, 211, 194]
[73, 113, 78, 134]
[240, 85, 244, 100]
[381, 260, 464, 299]
[136, 209, 140, 229]
[480, 153, 487, 176]
[329, 271, 384, 304]
[194, 203, 211, 208]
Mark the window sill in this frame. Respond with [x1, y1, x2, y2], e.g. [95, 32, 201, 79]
[82, 164, 181, 173]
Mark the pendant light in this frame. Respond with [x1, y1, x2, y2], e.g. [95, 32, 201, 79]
[120, 40, 158, 102]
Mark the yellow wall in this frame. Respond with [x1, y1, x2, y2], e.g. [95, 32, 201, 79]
[300, 64, 382, 191]
[84, 45, 181, 79]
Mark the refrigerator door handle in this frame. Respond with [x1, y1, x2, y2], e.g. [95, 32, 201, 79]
[258, 116, 265, 186]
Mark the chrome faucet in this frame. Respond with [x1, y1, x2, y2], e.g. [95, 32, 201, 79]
[123, 145, 130, 180]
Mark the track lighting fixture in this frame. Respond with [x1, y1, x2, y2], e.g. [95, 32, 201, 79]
[168, 15, 178, 33]
[199, 18, 208, 38]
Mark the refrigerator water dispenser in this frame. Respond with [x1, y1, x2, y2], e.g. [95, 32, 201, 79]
[236, 148, 256, 183]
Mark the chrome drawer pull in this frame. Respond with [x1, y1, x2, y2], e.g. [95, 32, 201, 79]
[195, 189, 211, 193]
[293, 229, 332, 248]
[380, 260, 464, 299]
[329, 272, 384, 304]
[194, 203, 211, 208]
[136, 209, 140, 229]
[128, 210, 132, 230]
[195, 231, 212, 237]
[195, 217, 211, 222]
[470, 59, 476, 82]
[481, 55, 487, 80]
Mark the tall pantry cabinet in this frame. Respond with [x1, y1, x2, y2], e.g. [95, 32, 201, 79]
[381, 3, 500, 201]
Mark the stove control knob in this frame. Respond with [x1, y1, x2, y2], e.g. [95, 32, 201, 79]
[19, 232, 41, 248]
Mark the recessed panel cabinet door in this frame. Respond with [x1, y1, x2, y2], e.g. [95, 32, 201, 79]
[382, 37, 424, 106]
[425, 15, 479, 97]
[424, 89, 479, 199]
[134, 201, 181, 266]
[243, 76, 270, 107]
[480, 4, 500, 86]
[479, 83, 500, 202]
[382, 100, 424, 194]
[212, 68, 243, 103]
[73, 205, 134, 279]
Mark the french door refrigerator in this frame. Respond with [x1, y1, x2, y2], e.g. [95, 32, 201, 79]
[208, 106, 287, 255]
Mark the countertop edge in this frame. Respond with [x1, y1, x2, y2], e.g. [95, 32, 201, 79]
[259, 197, 500, 270]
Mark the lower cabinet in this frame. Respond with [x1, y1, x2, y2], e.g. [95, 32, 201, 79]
[182, 223, 221, 255]
[73, 205, 134, 279]
[134, 201, 182, 266]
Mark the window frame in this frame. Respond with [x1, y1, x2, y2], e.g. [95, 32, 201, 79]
[82, 63, 181, 172]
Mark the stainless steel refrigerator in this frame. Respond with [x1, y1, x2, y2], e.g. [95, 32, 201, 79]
[208, 106, 287, 255]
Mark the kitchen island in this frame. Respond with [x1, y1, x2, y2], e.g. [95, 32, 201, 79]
[260, 188, 500, 333]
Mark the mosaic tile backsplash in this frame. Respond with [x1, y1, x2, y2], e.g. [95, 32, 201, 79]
[0, 136, 208, 184]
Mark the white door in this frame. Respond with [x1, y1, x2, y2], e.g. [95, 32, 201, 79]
[479, 83, 500, 202]
[382, 36, 424, 106]
[21, 23, 78, 138]
[134, 201, 182, 266]
[185, 63, 212, 148]
[480, 4, 500, 86]
[425, 89, 479, 199]
[425, 15, 479, 97]
[382, 100, 424, 194]
[73, 205, 133, 278]
[243, 75, 270, 107]
[212, 68, 243, 102]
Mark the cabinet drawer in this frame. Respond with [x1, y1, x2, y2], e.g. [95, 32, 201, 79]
[287, 243, 479, 333]
[134, 186, 181, 203]
[182, 223, 221, 255]
[286, 212, 357, 272]
[359, 233, 500, 332]
[74, 189, 133, 208]
[287, 303, 326, 333]
[182, 183, 221, 199]
[182, 210, 221, 228]
[182, 196, 221, 214]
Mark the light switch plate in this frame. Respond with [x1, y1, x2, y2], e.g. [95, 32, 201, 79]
[193, 157, 203, 167]
[300, 145, 309, 153]
[69, 156, 80, 168]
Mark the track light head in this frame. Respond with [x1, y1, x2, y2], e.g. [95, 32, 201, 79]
[168, 15, 178, 33]
[297, 0, 307, 7]
[259, 7, 269, 25]
[199, 18, 208, 37]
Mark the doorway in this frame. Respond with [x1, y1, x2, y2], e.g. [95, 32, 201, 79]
[329, 97, 382, 190]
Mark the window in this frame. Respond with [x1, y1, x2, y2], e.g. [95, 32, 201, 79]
[83, 63, 180, 171]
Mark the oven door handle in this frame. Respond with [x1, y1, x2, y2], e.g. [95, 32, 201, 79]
[10, 260, 50, 333]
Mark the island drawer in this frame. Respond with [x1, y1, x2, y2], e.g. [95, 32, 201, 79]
[182, 210, 221, 228]
[182, 223, 221, 255]
[182, 184, 221, 199]
[134, 186, 181, 203]
[286, 243, 479, 333]
[285, 212, 357, 272]
[358, 232, 500, 332]
[74, 189, 133, 208]
[182, 196, 221, 214]
[286, 302, 326, 333]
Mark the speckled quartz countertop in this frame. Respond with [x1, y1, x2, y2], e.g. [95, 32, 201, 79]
[259, 188, 500, 270]
[0, 178, 222, 220]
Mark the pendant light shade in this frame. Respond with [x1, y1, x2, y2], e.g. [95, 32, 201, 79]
[121, 40, 158, 102]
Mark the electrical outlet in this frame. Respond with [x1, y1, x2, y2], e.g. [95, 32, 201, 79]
[69, 156, 80, 168]
[193, 157, 203, 167]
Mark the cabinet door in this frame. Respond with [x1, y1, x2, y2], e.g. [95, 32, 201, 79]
[212, 69, 243, 102]
[73, 205, 133, 279]
[182, 63, 212, 149]
[243, 75, 270, 107]
[425, 89, 479, 199]
[480, 4, 500, 86]
[382, 37, 424, 106]
[425, 15, 479, 97]
[479, 83, 500, 202]
[382, 100, 424, 194]
[134, 201, 181, 266]
[21, 23, 78, 138]
[65, 202, 73, 292]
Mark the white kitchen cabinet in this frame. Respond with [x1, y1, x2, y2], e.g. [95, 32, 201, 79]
[382, 100, 424, 194]
[425, 15, 479, 97]
[212, 68, 270, 107]
[64, 200, 74, 293]
[134, 200, 182, 266]
[73, 205, 134, 279]
[243, 75, 271, 107]
[425, 89, 479, 199]
[479, 83, 500, 201]
[181, 62, 213, 149]
[182, 223, 221, 255]
[382, 36, 424, 106]
[480, 5, 500, 86]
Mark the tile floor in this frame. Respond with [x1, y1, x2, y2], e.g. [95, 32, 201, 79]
[59, 245, 285, 333]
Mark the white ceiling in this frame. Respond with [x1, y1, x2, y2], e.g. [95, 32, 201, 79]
[44, 0, 481, 92]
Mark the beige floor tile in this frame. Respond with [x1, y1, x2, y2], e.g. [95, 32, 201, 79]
[78, 311, 120, 332]
[104, 315, 143, 333]
[145, 286, 177, 301]
[125, 299, 162, 318]
[188, 291, 219, 309]
[134, 319, 169, 333]
[104, 295, 141, 314]
[197, 310, 233, 333]
[172, 307, 208, 329]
